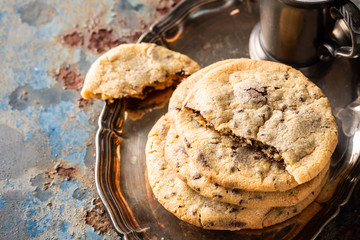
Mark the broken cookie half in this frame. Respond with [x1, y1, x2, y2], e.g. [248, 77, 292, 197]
[183, 58, 338, 184]
[81, 43, 201, 101]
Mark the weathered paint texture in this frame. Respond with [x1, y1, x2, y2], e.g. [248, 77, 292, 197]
[0, 0, 181, 239]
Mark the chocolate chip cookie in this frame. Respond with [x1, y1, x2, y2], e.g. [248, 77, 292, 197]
[183, 58, 337, 184]
[81, 43, 200, 101]
[165, 123, 329, 207]
[146, 115, 327, 230]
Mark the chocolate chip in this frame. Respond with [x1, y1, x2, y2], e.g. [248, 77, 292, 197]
[290, 107, 297, 111]
[250, 195, 263, 200]
[214, 194, 223, 199]
[247, 129, 252, 135]
[299, 97, 305, 102]
[229, 221, 246, 228]
[284, 73, 289, 80]
[171, 192, 177, 196]
[192, 210, 197, 215]
[193, 173, 202, 180]
[232, 189, 240, 194]
[194, 187, 200, 192]
[244, 87, 268, 104]
[198, 153, 210, 168]
[176, 70, 185, 76]
[177, 146, 188, 157]
[281, 104, 287, 112]
[264, 208, 274, 216]
[184, 137, 191, 148]
[253, 155, 261, 160]
[229, 207, 239, 213]
[230, 167, 237, 173]
[292, 208, 297, 213]
[245, 87, 268, 96]
[176, 162, 180, 168]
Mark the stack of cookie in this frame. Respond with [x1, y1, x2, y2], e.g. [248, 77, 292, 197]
[146, 59, 338, 230]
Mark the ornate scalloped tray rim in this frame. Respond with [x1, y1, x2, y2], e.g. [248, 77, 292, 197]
[94, 0, 360, 239]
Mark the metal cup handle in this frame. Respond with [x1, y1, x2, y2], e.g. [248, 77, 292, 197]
[323, 1, 360, 59]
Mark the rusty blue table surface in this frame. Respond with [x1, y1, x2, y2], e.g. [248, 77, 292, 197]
[0, 0, 359, 239]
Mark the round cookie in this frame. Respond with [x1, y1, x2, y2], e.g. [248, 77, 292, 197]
[183, 58, 338, 184]
[145, 115, 327, 230]
[165, 124, 329, 208]
[174, 109, 298, 191]
[81, 43, 200, 101]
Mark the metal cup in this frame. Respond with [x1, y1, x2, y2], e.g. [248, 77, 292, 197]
[250, 0, 360, 68]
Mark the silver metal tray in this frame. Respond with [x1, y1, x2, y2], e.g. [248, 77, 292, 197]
[95, 0, 360, 239]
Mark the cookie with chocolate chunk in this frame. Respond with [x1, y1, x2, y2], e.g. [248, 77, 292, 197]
[165, 123, 329, 208]
[146, 115, 327, 230]
[81, 43, 200, 101]
[168, 59, 236, 114]
[174, 109, 298, 191]
[183, 58, 337, 184]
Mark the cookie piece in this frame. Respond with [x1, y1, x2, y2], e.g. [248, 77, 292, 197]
[81, 43, 200, 101]
[146, 115, 326, 230]
[183, 58, 337, 184]
[174, 109, 298, 191]
[165, 124, 329, 208]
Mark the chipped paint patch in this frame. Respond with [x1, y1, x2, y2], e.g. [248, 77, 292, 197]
[78, 97, 93, 108]
[84, 198, 113, 233]
[55, 164, 77, 180]
[63, 31, 84, 48]
[55, 65, 84, 90]
[88, 28, 125, 53]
